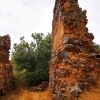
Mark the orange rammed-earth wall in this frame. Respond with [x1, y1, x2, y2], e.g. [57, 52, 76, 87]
[0, 34, 13, 95]
[49, 0, 100, 100]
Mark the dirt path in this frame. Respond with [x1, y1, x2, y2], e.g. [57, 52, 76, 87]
[19, 88, 52, 100]
[0, 88, 52, 100]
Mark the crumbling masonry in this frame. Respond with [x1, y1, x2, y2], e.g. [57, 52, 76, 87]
[49, 0, 100, 100]
[0, 34, 13, 95]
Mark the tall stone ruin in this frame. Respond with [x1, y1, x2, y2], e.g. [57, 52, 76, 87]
[49, 0, 100, 99]
[0, 34, 13, 95]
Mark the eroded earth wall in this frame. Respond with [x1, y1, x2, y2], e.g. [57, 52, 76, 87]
[49, 0, 100, 100]
[0, 34, 13, 95]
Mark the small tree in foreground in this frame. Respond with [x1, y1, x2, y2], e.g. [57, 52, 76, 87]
[11, 33, 51, 86]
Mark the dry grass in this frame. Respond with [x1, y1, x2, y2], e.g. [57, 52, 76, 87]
[1, 86, 100, 100]
[0, 87, 52, 100]
[79, 87, 100, 100]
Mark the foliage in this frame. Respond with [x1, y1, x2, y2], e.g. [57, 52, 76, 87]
[11, 33, 51, 86]
[94, 43, 100, 51]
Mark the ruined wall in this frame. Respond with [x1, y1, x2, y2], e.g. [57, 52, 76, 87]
[49, 0, 100, 100]
[0, 34, 13, 95]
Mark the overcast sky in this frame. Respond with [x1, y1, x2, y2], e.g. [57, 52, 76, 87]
[0, 0, 100, 50]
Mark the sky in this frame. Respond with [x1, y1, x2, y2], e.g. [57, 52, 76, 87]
[0, 0, 100, 51]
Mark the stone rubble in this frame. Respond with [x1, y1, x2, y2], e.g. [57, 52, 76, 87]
[29, 81, 49, 92]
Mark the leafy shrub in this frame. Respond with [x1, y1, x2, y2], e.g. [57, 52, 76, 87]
[11, 33, 51, 86]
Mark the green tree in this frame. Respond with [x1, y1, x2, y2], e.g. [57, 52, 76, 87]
[32, 33, 51, 82]
[11, 33, 51, 86]
[94, 43, 100, 51]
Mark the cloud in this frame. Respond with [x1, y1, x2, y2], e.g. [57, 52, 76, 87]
[0, 0, 55, 33]
[0, 0, 100, 54]
[0, 0, 55, 50]
[79, 0, 100, 44]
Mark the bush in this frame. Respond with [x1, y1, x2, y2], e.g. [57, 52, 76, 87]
[11, 33, 51, 86]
